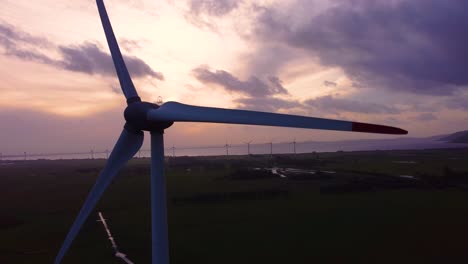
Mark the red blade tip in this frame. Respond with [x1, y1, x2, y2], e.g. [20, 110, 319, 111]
[352, 122, 408, 135]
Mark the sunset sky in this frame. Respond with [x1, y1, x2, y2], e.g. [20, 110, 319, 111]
[1, 0, 467, 154]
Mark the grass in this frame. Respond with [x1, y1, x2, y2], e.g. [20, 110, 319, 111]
[1, 148, 468, 263]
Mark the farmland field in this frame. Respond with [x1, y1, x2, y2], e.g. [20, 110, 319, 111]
[1, 148, 468, 263]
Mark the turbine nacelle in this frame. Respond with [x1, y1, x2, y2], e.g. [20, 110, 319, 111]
[124, 101, 173, 132]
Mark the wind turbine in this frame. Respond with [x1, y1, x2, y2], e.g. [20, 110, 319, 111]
[224, 141, 230, 156]
[54, 1, 407, 263]
[171, 145, 175, 158]
[269, 140, 274, 157]
[292, 138, 297, 155]
[244, 140, 253, 155]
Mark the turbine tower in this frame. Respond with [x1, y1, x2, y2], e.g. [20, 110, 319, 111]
[244, 140, 253, 155]
[224, 142, 230, 156]
[54, 1, 408, 263]
[292, 138, 296, 155]
[269, 140, 273, 157]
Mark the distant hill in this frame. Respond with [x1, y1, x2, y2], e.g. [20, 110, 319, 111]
[439, 130, 468, 143]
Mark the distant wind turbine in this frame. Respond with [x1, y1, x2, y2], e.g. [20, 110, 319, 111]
[54, 1, 407, 263]
[224, 141, 230, 156]
[244, 140, 253, 155]
[292, 138, 297, 155]
[269, 140, 274, 157]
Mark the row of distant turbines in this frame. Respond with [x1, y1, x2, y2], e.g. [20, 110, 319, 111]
[0, 140, 299, 161]
[92, 140, 296, 159]
[223, 139, 297, 157]
[0, 152, 28, 161]
[100, 139, 298, 159]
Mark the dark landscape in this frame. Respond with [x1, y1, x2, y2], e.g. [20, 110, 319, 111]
[2, 147, 468, 263]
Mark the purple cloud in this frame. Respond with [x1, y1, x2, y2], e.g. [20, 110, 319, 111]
[323, 80, 337, 87]
[184, 0, 240, 31]
[119, 38, 143, 52]
[253, 0, 468, 95]
[0, 22, 163, 80]
[0, 22, 51, 48]
[445, 96, 468, 110]
[189, 0, 239, 17]
[192, 66, 288, 97]
[415, 113, 437, 121]
[305, 95, 400, 114]
[235, 97, 301, 112]
[59, 42, 164, 80]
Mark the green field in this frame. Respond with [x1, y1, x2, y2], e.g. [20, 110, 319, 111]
[2, 148, 468, 263]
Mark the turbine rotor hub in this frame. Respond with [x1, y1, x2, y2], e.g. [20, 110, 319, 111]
[124, 101, 173, 132]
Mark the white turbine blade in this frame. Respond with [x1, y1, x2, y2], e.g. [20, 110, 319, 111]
[96, 0, 140, 103]
[147, 102, 408, 135]
[54, 129, 143, 264]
